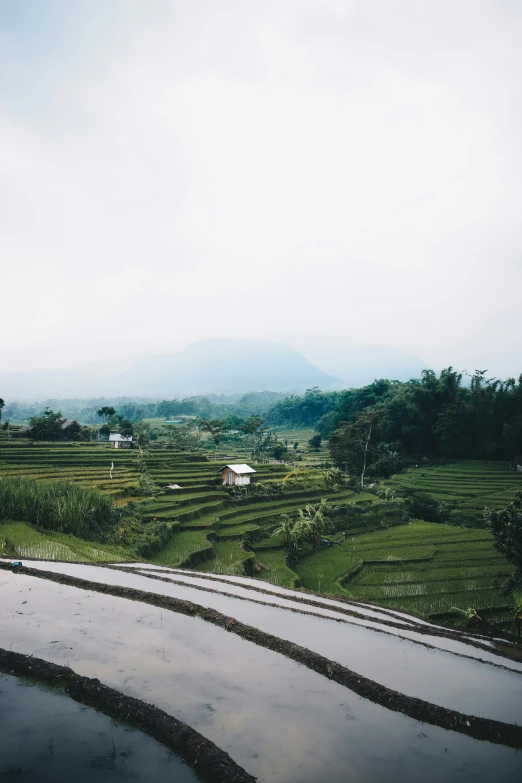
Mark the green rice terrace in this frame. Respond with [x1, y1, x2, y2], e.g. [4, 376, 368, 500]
[0, 442, 520, 633]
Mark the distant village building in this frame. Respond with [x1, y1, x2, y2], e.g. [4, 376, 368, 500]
[109, 432, 133, 449]
[220, 464, 256, 486]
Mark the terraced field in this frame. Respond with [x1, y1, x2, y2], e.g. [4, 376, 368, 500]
[386, 461, 522, 511]
[0, 443, 519, 631]
[295, 522, 514, 630]
[0, 442, 359, 577]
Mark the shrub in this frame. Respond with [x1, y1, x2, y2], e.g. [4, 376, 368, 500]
[0, 476, 122, 538]
[134, 520, 172, 557]
[407, 493, 451, 524]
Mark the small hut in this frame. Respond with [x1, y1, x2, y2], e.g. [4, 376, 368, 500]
[220, 464, 256, 486]
[109, 432, 133, 449]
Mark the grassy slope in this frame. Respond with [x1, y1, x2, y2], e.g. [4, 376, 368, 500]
[385, 461, 522, 510]
[0, 520, 129, 562]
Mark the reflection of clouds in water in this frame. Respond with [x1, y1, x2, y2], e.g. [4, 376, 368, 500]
[2, 570, 522, 782]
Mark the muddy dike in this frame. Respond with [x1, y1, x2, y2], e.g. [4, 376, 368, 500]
[3, 561, 522, 750]
[0, 648, 255, 783]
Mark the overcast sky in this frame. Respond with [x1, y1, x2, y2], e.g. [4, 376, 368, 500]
[1, 0, 521, 377]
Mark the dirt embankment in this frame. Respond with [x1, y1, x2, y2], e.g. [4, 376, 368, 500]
[2, 560, 522, 750]
[0, 648, 255, 783]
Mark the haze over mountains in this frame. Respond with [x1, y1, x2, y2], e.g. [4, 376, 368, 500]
[0, 339, 429, 400]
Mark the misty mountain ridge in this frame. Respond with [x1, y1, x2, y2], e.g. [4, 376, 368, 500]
[0, 339, 430, 400]
[112, 339, 339, 396]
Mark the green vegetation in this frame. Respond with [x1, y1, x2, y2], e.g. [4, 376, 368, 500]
[149, 529, 212, 567]
[0, 476, 122, 537]
[295, 521, 513, 629]
[385, 461, 522, 527]
[25, 408, 86, 441]
[0, 520, 128, 561]
[485, 490, 522, 590]
[199, 540, 252, 575]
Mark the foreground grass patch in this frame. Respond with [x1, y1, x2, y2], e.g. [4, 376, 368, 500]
[150, 529, 212, 567]
[0, 521, 129, 562]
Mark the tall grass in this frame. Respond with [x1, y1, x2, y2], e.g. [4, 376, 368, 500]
[0, 476, 122, 537]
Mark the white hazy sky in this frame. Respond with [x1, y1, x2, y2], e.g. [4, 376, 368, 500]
[1, 0, 521, 376]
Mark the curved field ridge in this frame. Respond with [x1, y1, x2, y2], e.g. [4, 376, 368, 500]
[2, 559, 522, 751]
[0, 649, 254, 783]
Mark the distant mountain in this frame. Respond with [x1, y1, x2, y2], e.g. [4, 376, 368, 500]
[0, 340, 429, 401]
[321, 345, 430, 387]
[111, 339, 340, 396]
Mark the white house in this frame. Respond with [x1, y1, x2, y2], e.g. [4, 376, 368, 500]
[220, 464, 256, 486]
[109, 432, 133, 449]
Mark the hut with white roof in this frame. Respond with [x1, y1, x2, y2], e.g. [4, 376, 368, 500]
[220, 464, 256, 486]
[109, 432, 133, 449]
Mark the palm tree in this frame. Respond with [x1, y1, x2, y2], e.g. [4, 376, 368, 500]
[293, 499, 334, 549]
[273, 514, 297, 547]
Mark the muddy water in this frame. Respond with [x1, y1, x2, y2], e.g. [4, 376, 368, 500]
[1, 572, 521, 782]
[0, 673, 198, 781]
[12, 559, 522, 723]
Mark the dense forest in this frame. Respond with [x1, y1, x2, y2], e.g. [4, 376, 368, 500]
[267, 370, 522, 461]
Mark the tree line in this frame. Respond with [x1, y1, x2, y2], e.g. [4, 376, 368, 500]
[267, 369, 522, 461]
[0, 391, 285, 425]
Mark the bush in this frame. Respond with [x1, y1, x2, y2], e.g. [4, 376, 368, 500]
[448, 508, 486, 529]
[0, 476, 123, 538]
[135, 520, 172, 557]
[331, 498, 409, 532]
[407, 493, 451, 524]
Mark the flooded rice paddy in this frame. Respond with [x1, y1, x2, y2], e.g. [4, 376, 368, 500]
[0, 673, 198, 782]
[1, 559, 522, 781]
[7, 558, 522, 723]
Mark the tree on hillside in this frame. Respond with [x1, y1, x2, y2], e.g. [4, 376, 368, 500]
[272, 514, 298, 548]
[159, 425, 199, 451]
[133, 422, 150, 448]
[239, 415, 270, 458]
[119, 419, 134, 439]
[292, 499, 334, 549]
[308, 434, 322, 451]
[485, 491, 522, 588]
[225, 414, 245, 431]
[329, 409, 382, 490]
[198, 418, 228, 451]
[271, 440, 289, 461]
[0, 399, 4, 423]
[97, 406, 116, 422]
[26, 408, 83, 441]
